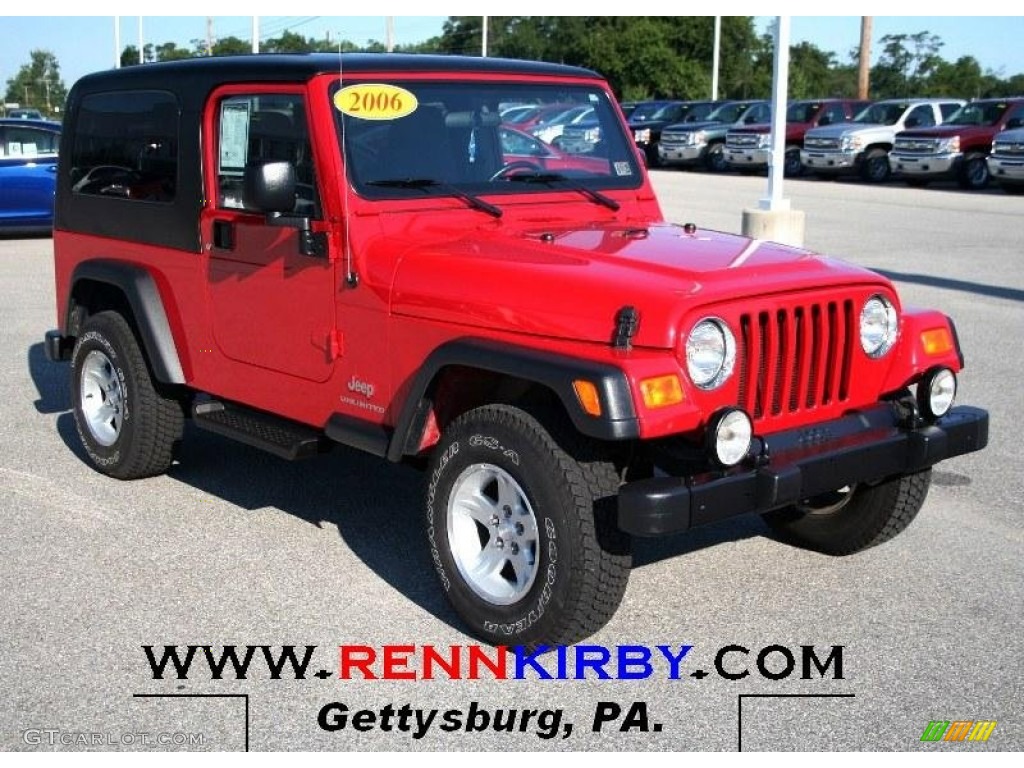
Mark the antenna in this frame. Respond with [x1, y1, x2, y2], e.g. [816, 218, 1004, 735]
[338, 39, 358, 288]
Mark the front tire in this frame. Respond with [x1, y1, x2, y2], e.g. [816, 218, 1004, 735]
[704, 142, 728, 173]
[783, 145, 803, 177]
[71, 311, 183, 479]
[761, 470, 932, 555]
[957, 152, 990, 190]
[859, 148, 891, 183]
[425, 404, 631, 647]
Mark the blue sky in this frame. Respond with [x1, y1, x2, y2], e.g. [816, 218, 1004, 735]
[2, 14, 1023, 100]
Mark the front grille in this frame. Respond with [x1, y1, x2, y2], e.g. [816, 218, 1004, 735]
[993, 141, 1024, 156]
[727, 133, 759, 149]
[804, 136, 839, 151]
[893, 137, 939, 154]
[735, 300, 855, 425]
[660, 132, 688, 146]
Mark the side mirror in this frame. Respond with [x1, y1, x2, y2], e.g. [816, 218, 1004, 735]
[243, 160, 296, 213]
[818, 115, 832, 127]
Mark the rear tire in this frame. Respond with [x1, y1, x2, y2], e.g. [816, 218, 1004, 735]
[425, 404, 631, 647]
[762, 470, 932, 555]
[71, 311, 183, 479]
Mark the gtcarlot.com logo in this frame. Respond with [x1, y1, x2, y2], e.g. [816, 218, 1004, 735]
[23, 729, 205, 747]
[920, 720, 997, 743]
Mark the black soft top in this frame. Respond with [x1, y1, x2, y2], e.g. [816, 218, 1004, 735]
[72, 53, 600, 94]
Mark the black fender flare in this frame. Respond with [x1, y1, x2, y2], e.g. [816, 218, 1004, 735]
[66, 260, 185, 384]
[386, 338, 640, 461]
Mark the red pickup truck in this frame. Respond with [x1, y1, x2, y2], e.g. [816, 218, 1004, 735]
[725, 99, 869, 176]
[890, 98, 1024, 189]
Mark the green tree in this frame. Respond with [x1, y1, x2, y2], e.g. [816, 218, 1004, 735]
[154, 41, 194, 61]
[872, 31, 944, 97]
[433, 16, 765, 100]
[4, 49, 68, 117]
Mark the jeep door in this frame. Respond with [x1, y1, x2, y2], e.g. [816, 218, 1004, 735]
[201, 87, 336, 383]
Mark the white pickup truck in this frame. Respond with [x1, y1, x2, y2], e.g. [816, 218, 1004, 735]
[801, 98, 964, 183]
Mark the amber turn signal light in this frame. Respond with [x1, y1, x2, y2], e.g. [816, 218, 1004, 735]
[573, 380, 602, 417]
[639, 374, 684, 409]
[921, 327, 953, 356]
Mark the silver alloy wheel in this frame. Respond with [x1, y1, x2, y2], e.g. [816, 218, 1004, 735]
[80, 349, 124, 447]
[446, 463, 540, 605]
[797, 484, 856, 516]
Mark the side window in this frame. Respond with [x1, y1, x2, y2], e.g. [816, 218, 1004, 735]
[940, 103, 962, 121]
[906, 105, 935, 128]
[1006, 105, 1024, 130]
[823, 104, 847, 125]
[0, 126, 59, 158]
[215, 93, 319, 216]
[71, 90, 178, 202]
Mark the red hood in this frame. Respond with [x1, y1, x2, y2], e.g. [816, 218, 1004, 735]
[898, 124, 1001, 140]
[390, 221, 891, 349]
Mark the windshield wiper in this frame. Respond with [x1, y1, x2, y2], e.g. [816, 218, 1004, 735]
[366, 178, 502, 218]
[501, 172, 620, 211]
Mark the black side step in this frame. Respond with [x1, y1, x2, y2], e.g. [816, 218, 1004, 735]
[192, 401, 330, 460]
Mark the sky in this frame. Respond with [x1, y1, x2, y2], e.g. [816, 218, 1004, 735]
[2, 11, 1023, 103]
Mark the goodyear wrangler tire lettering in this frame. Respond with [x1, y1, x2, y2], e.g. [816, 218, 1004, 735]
[424, 404, 631, 647]
[70, 311, 183, 480]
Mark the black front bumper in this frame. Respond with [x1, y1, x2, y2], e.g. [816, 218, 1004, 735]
[618, 404, 989, 536]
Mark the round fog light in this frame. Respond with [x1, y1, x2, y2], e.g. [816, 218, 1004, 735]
[708, 408, 753, 467]
[918, 367, 956, 420]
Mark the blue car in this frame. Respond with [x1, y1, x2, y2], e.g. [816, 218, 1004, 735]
[0, 118, 61, 234]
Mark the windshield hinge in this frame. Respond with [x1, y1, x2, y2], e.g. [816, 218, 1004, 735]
[613, 306, 640, 350]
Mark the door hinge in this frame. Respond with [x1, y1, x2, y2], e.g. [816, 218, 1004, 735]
[328, 328, 343, 361]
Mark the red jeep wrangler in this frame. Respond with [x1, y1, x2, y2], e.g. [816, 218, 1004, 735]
[45, 54, 988, 647]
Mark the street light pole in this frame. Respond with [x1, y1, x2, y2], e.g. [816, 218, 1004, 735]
[712, 16, 721, 101]
[740, 16, 805, 247]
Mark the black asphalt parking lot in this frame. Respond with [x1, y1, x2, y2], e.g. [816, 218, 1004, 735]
[1, 171, 1021, 752]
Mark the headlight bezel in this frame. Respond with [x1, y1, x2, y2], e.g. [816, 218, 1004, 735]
[684, 317, 737, 390]
[859, 294, 899, 358]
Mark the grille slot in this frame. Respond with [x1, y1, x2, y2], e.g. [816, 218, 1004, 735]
[737, 300, 853, 423]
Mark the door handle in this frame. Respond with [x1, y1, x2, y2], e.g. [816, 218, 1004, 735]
[213, 219, 234, 250]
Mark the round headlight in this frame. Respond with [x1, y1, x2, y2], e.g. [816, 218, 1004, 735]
[918, 367, 956, 420]
[707, 408, 753, 467]
[859, 295, 898, 358]
[686, 318, 736, 390]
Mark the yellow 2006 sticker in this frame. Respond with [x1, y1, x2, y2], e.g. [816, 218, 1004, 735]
[333, 84, 418, 120]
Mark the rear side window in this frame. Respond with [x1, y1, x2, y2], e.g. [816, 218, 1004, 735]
[0, 125, 59, 157]
[70, 90, 179, 203]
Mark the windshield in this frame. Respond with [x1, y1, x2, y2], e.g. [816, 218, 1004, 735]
[335, 81, 641, 200]
[853, 103, 908, 125]
[705, 103, 744, 124]
[682, 102, 715, 122]
[946, 101, 1009, 126]
[786, 102, 820, 123]
[630, 103, 667, 122]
